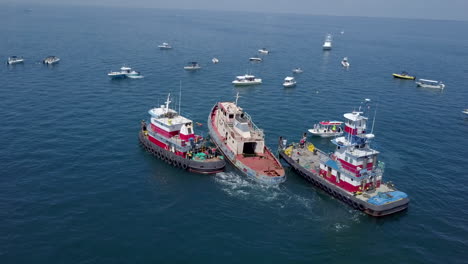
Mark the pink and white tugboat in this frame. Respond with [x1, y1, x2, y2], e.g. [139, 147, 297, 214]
[208, 93, 285, 184]
[139, 94, 225, 174]
[279, 100, 409, 216]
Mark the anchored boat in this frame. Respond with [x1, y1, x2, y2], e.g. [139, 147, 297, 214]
[208, 93, 285, 184]
[232, 74, 262, 86]
[292, 68, 303, 74]
[184, 62, 201, 70]
[341, 57, 350, 67]
[7, 56, 24, 65]
[108, 66, 143, 79]
[308, 121, 343, 137]
[393, 71, 415, 80]
[323, 34, 332, 50]
[283, 76, 296, 88]
[416, 79, 445, 89]
[258, 48, 269, 54]
[158, 42, 172, 49]
[279, 100, 409, 216]
[43, 56, 60, 65]
[139, 94, 225, 174]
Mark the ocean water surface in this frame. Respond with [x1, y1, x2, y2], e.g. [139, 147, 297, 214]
[1, 4, 468, 263]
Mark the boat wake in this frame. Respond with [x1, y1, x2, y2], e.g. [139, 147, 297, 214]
[214, 172, 314, 209]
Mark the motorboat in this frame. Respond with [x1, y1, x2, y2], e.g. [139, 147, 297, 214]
[43, 56, 60, 65]
[323, 34, 332, 50]
[341, 57, 350, 67]
[207, 93, 285, 184]
[108, 66, 143, 79]
[158, 42, 172, 49]
[393, 71, 415, 80]
[258, 48, 269, 54]
[7, 56, 24, 65]
[184, 62, 201, 70]
[308, 121, 344, 137]
[292, 68, 303, 74]
[249, 57, 262, 62]
[232, 74, 262, 86]
[212, 57, 219, 64]
[463, 109, 468, 115]
[283, 77, 296, 88]
[416, 79, 445, 89]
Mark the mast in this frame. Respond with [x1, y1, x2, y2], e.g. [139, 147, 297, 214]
[165, 93, 171, 113]
[179, 80, 182, 115]
[235, 92, 240, 107]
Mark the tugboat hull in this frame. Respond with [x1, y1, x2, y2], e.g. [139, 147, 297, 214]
[139, 131, 225, 174]
[278, 149, 409, 217]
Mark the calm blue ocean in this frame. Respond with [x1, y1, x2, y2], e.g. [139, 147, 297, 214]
[2, 3, 468, 263]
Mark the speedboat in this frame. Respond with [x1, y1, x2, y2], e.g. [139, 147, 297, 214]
[184, 62, 201, 70]
[341, 57, 350, 67]
[43, 56, 60, 65]
[258, 48, 269, 54]
[323, 34, 332, 50]
[308, 121, 344, 137]
[232, 74, 262, 86]
[292, 68, 303, 74]
[158, 42, 172, 49]
[7, 56, 24, 65]
[416, 79, 445, 89]
[283, 77, 296, 88]
[393, 71, 415, 80]
[463, 109, 468, 115]
[249, 57, 262, 62]
[212, 57, 219, 64]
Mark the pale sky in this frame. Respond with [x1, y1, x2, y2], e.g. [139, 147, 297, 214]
[6, 0, 468, 21]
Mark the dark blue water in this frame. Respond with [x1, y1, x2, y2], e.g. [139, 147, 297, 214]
[2, 4, 468, 263]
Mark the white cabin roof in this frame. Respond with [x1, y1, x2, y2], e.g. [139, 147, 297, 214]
[343, 111, 368, 121]
[418, 79, 440, 83]
[284, 76, 295, 81]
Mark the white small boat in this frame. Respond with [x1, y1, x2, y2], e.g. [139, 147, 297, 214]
[108, 66, 143, 79]
[462, 109, 468, 115]
[232, 74, 262, 86]
[308, 121, 344, 137]
[7, 56, 24, 65]
[158, 42, 172, 49]
[341, 30, 345, 35]
[258, 48, 269, 54]
[341, 57, 350, 67]
[249, 57, 262, 62]
[292, 68, 303, 74]
[283, 77, 296, 88]
[323, 34, 332, 50]
[212, 57, 219, 64]
[184, 62, 201, 70]
[416, 79, 445, 89]
[43, 56, 60, 64]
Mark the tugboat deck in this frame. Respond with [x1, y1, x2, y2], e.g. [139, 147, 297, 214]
[237, 153, 283, 177]
[286, 143, 398, 202]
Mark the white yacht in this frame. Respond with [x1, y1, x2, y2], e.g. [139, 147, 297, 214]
[416, 79, 445, 89]
[341, 57, 350, 67]
[184, 62, 201, 70]
[212, 57, 219, 64]
[463, 109, 468, 115]
[292, 68, 303, 74]
[7, 56, 24, 65]
[322, 34, 332, 50]
[249, 57, 262, 62]
[43, 56, 60, 64]
[158, 42, 172, 49]
[283, 77, 296, 88]
[108, 66, 143, 79]
[232, 74, 262, 86]
[258, 48, 269, 54]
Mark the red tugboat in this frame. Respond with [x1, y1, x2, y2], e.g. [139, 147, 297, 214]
[139, 94, 225, 174]
[279, 100, 409, 216]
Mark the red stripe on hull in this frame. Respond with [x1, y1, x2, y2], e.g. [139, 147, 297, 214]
[148, 135, 186, 158]
[345, 125, 357, 135]
[151, 124, 179, 138]
[320, 169, 383, 192]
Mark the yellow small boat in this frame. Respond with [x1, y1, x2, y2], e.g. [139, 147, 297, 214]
[393, 71, 416, 80]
